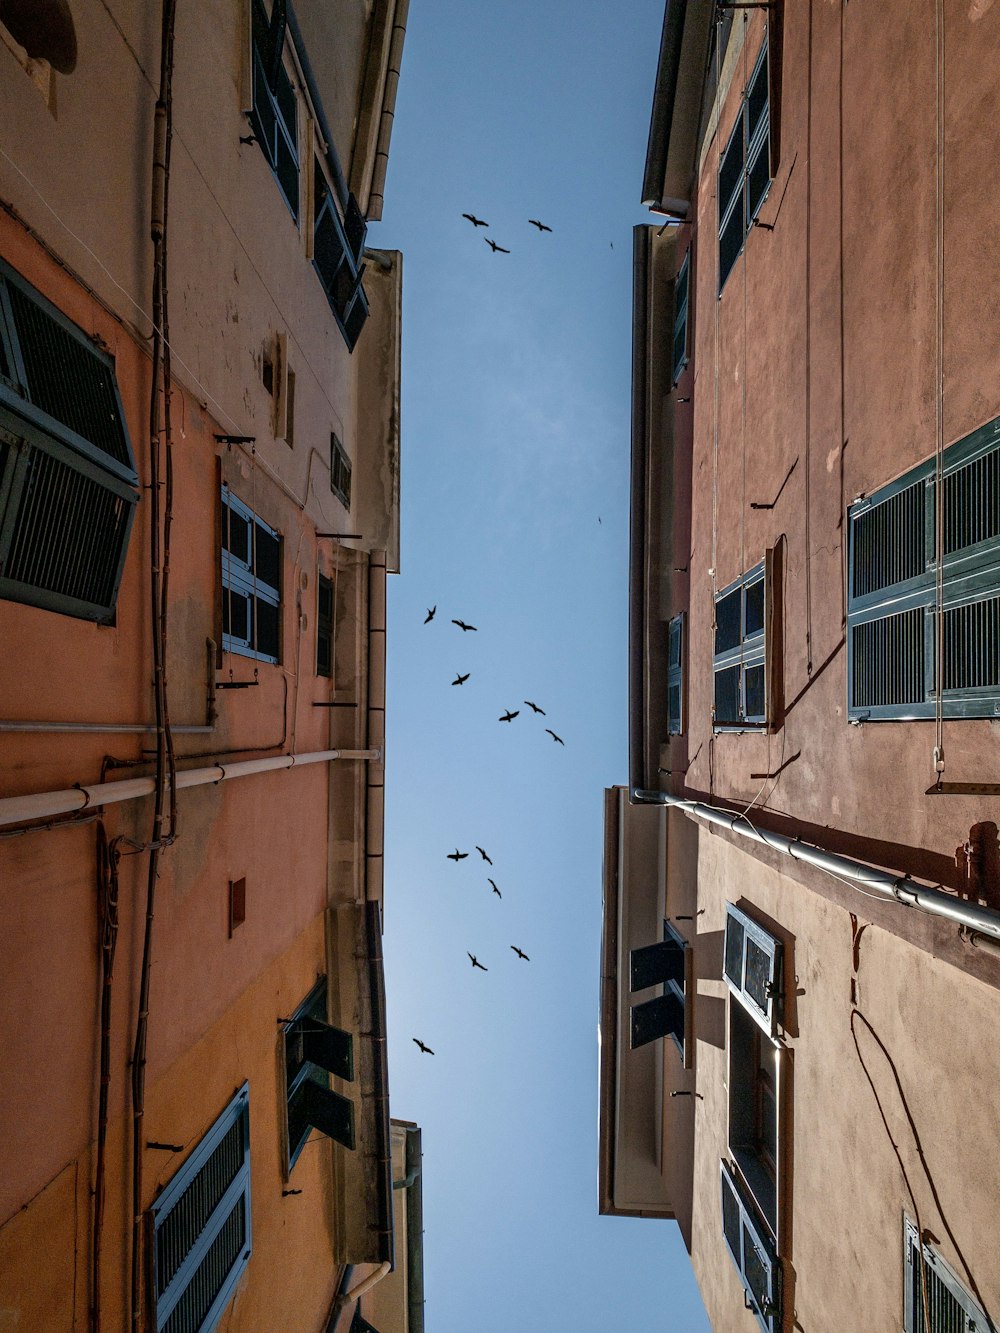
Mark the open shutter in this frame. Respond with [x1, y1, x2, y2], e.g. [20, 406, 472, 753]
[720, 1160, 781, 1333]
[299, 1018, 354, 1080]
[629, 921, 692, 1063]
[295, 1079, 355, 1150]
[723, 903, 782, 1035]
[151, 1085, 252, 1333]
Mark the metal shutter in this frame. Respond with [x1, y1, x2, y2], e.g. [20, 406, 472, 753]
[903, 1218, 988, 1332]
[723, 903, 782, 1035]
[720, 1160, 781, 1333]
[152, 1085, 252, 1333]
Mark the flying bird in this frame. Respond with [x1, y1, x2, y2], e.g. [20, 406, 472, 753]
[412, 1038, 435, 1055]
[489, 879, 501, 899]
[511, 946, 530, 961]
[424, 606, 436, 623]
[485, 238, 510, 253]
[452, 619, 478, 632]
[524, 700, 546, 715]
[468, 953, 488, 971]
[463, 213, 489, 227]
[452, 672, 470, 686]
[476, 846, 493, 865]
[499, 709, 520, 723]
[545, 729, 564, 745]
[528, 219, 552, 232]
[447, 849, 469, 861]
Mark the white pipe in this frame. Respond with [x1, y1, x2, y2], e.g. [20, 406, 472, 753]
[0, 749, 381, 829]
[632, 788, 1000, 942]
[0, 720, 213, 734]
[344, 1261, 391, 1303]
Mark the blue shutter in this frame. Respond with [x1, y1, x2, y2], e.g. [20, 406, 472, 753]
[720, 1160, 781, 1333]
[667, 612, 685, 734]
[151, 1085, 252, 1333]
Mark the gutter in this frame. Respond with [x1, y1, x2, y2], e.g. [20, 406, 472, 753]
[628, 226, 651, 798]
[365, 553, 387, 908]
[365, 899, 394, 1265]
[366, 0, 408, 222]
[0, 749, 379, 829]
[598, 787, 621, 1215]
[631, 788, 1000, 942]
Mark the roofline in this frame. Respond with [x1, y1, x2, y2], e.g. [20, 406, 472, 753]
[641, 0, 716, 215]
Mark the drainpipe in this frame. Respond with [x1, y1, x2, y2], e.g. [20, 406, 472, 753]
[631, 788, 1000, 942]
[0, 749, 380, 829]
[366, 0, 408, 222]
[0, 720, 212, 734]
[365, 552, 387, 908]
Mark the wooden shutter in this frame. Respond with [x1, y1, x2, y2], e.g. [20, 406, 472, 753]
[723, 903, 782, 1035]
[151, 1085, 252, 1333]
[720, 1160, 781, 1333]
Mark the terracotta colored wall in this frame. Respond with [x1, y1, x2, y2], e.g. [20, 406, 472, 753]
[659, 1, 1000, 955]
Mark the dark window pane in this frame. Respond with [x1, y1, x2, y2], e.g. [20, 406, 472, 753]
[744, 664, 766, 720]
[675, 256, 689, 314]
[747, 50, 769, 143]
[254, 596, 280, 660]
[745, 576, 765, 637]
[317, 574, 333, 678]
[254, 523, 280, 590]
[222, 588, 249, 641]
[719, 197, 745, 292]
[716, 587, 742, 654]
[746, 131, 771, 226]
[715, 665, 740, 725]
[719, 119, 745, 219]
[275, 64, 297, 144]
[226, 509, 250, 564]
[668, 683, 681, 732]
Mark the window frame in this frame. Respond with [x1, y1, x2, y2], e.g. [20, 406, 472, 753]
[713, 561, 769, 731]
[672, 251, 690, 385]
[316, 570, 334, 679]
[220, 485, 282, 665]
[0, 258, 138, 623]
[312, 149, 369, 352]
[846, 415, 1000, 721]
[248, 0, 300, 222]
[150, 1083, 252, 1333]
[903, 1216, 988, 1333]
[720, 1158, 782, 1333]
[718, 39, 772, 295]
[282, 976, 356, 1172]
[330, 432, 352, 509]
[667, 611, 685, 735]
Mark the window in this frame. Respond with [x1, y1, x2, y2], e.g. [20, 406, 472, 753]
[667, 612, 685, 734]
[313, 162, 369, 351]
[221, 486, 281, 664]
[847, 416, 1000, 721]
[672, 251, 690, 384]
[628, 920, 692, 1065]
[903, 1218, 989, 1333]
[714, 561, 769, 729]
[283, 977, 356, 1169]
[720, 1160, 781, 1333]
[316, 572, 333, 678]
[0, 258, 138, 622]
[248, 0, 299, 220]
[150, 1084, 252, 1333]
[721, 904, 786, 1332]
[330, 433, 352, 509]
[718, 40, 771, 294]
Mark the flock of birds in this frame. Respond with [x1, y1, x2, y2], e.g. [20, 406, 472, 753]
[410, 604, 566, 1058]
[461, 211, 553, 256]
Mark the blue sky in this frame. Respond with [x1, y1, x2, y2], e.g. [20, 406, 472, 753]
[374, 2, 711, 1328]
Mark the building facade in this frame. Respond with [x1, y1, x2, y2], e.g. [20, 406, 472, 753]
[0, 2, 412, 1329]
[602, 3, 1000, 1330]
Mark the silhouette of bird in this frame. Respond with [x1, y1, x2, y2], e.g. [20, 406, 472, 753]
[452, 672, 470, 686]
[468, 953, 488, 971]
[528, 219, 552, 232]
[499, 709, 520, 723]
[476, 846, 493, 865]
[424, 606, 436, 623]
[485, 238, 510, 254]
[545, 729, 564, 745]
[413, 1038, 435, 1054]
[452, 619, 478, 632]
[463, 213, 489, 227]
[447, 849, 469, 861]
[524, 700, 546, 715]
[511, 945, 530, 961]
[489, 879, 501, 899]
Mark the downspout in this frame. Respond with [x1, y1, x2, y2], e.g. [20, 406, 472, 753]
[629, 226, 651, 795]
[404, 1126, 424, 1333]
[630, 788, 1000, 942]
[0, 749, 380, 829]
[366, 0, 408, 222]
[365, 552, 387, 910]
